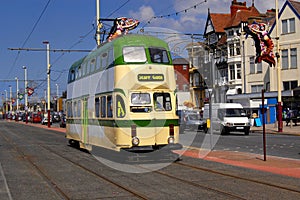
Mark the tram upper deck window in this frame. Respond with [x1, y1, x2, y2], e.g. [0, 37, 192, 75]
[123, 46, 146, 63]
[131, 93, 151, 105]
[149, 47, 169, 64]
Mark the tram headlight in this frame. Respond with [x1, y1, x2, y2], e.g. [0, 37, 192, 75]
[132, 136, 140, 146]
[168, 136, 175, 144]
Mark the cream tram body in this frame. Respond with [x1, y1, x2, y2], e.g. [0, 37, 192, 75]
[66, 34, 181, 152]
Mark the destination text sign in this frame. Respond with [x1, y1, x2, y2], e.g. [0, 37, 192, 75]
[137, 74, 164, 81]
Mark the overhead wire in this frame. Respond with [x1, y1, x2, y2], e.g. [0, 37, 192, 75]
[50, 0, 133, 83]
[8, 0, 52, 78]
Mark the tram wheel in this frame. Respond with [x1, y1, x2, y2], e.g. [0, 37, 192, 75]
[69, 139, 80, 148]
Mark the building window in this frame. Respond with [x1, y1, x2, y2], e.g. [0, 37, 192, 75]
[183, 84, 189, 92]
[236, 64, 241, 79]
[229, 65, 235, 80]
[283, 80, 298, 90]
[251, 85, 264, 93]
[236, 42, 241, 55]
[257, 62, 262, 73]
[290, 48, 297, 69]
[183, 65, 187, 70]
[229, 44, 234, 56]
[250, 56, 255, 74]
[282, 18, 295, 34]
[282, 49, 288, 70]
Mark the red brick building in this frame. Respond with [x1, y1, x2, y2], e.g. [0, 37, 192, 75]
[173, 58, 190, 92]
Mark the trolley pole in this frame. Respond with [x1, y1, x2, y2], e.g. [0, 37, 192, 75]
[43, 41, 51, 128]
[96, 0, 101, 46]
[275, 0, 283, 132]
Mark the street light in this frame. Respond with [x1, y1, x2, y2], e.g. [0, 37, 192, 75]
[9, 85, 12, 112]
[43, 40, 51, 128]
[23, 66, 28, 123]
[56, 83, 59, 112]
[4, 90, 8, 118]
[275, 0, 283, 132]
[15, 77, 19, 111]
[22, 66, 28, 109]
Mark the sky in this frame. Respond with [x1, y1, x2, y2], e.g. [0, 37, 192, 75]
[0, 0, 285, 104]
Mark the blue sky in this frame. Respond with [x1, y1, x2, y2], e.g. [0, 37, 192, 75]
[0, 0, 284, 103]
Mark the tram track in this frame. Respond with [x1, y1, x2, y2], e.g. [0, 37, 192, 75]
[0, 131, 71, 200]
[0, 124, 148, 200]
[41, 145, 148, 200]
[174, 161, 300, 194]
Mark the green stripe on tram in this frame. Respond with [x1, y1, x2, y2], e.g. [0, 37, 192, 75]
[67, 119, 179, 128]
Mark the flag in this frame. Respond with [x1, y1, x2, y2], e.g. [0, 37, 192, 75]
[18, 93, 24, 100]
[27, 87, 34, 96]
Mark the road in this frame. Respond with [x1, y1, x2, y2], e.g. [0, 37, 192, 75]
[0, 120, 299, 200]
[180, 129, 300, 160]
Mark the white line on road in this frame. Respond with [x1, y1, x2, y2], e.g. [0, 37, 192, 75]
[0, 162, 13, 200]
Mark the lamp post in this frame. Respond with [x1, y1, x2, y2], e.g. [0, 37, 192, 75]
[4, 90, 8, 119]
[275, 0, 283, 132]
[22, 66, 28, 109]
[15, 77, 19, 111]
[43, 41, 51, 128]
[9, 85, 12, 112]
[22, 66, 28, 123]
[56, 83, 59, 112]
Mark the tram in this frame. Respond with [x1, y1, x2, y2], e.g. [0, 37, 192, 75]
[66, 34, 181, 152]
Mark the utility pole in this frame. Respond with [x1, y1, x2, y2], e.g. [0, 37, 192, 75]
[275, 0, 283, 132]
[43, 41, 51, 128]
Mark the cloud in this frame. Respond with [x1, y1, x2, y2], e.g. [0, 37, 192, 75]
[129, 5, 155, 23]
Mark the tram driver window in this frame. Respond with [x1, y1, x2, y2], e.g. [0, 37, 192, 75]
[131, 93, 151, 105]
[149, 47, 169, 64]
[153, 93, 172, 111]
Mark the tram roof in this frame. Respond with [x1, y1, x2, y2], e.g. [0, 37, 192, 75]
[68, 34, 171, 72]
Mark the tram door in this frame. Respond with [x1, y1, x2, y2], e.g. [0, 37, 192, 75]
[82, 98, 88, 144]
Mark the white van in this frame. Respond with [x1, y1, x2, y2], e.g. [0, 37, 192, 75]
[203, 103, 250, 135]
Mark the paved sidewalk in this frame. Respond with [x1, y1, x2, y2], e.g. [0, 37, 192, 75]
[250, 123, 300, 136]
[178, 148, 300, 179]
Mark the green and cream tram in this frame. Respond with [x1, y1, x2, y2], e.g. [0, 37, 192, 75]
[66, 34, 181, 152]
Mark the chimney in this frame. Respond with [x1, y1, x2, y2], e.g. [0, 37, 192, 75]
[230, 0, 247, 17]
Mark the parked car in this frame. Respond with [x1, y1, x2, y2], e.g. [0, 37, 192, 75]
[32, 113, 42, 123]
[52, 112, 61, 123]
[179, 111, 205, 133]
[41, 114, 52, 125]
